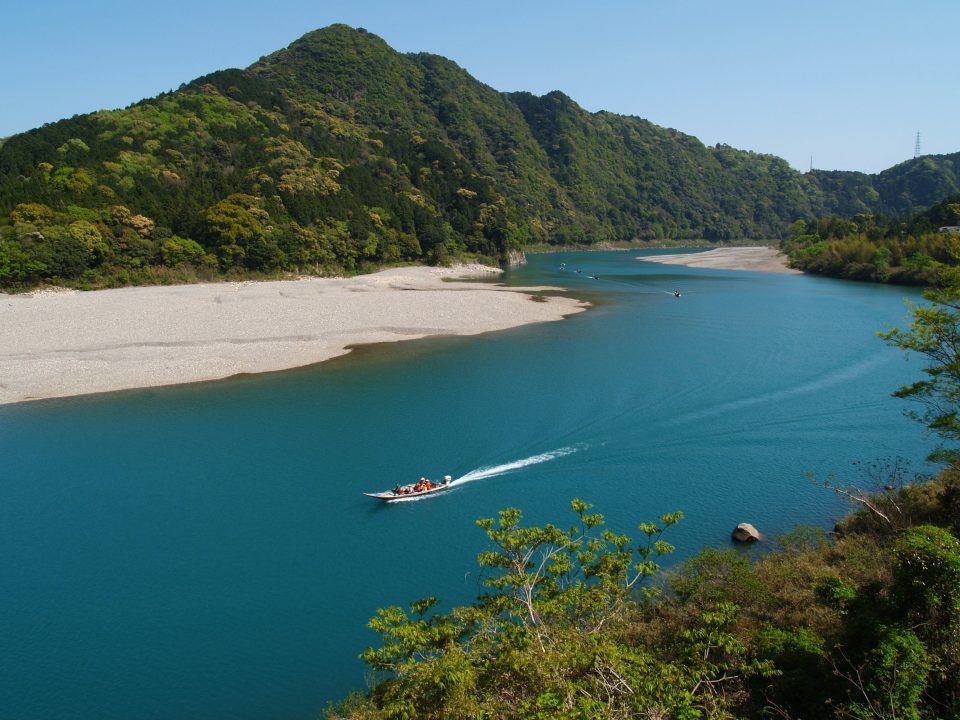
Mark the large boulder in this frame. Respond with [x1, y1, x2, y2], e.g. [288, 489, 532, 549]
[732, 523, 760, 543]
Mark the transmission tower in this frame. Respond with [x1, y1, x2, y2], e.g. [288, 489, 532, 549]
[915, 131, 921, 158]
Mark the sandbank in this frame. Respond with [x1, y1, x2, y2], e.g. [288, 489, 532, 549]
[638, 246, 801, 274]
[0, 265, 586, 405]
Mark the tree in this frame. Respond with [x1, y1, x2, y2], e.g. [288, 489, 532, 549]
[891, 525, 960, 713]
[880, 264, 960, 459]
[9, 202, 53, 225]
[0, 240, 45, 286]
[203, 193, 268, 268]
[68, 220, 111, 265]
[473, 501, 682, 636]
[832, 627, 929, 720]
[159, 236, 206, 266]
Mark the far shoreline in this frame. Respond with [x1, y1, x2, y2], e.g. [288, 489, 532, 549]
[522, 243, 801, 275]
[636, 246, 801, 274]
[0, 264, 587, 406]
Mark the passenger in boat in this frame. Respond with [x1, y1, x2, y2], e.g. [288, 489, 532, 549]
[394, 484, 401, 495]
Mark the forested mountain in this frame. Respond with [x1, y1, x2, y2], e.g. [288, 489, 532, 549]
[810, 154, 960, 218]
[2, 24, 959, 289]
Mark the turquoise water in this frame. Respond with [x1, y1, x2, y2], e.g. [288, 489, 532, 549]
[0, 251, 932, 719]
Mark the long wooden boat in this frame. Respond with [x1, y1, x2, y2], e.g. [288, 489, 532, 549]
[364, 476, 453, 501]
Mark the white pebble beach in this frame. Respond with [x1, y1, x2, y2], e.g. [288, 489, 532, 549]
[0, 265, 586, 405]
[639, 246, 800, 274]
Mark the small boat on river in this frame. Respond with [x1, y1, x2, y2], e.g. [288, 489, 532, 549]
[364, 475, 453, 501]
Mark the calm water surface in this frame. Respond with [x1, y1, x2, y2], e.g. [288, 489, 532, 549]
[0, 251, 933, 718]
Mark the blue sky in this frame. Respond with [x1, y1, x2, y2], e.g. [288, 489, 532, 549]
[2, 0, 956, 173]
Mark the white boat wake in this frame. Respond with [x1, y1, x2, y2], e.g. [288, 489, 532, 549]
[371, 446, 581, 502]
[665, 350, 891, 428]
[455, 446, 580, 485]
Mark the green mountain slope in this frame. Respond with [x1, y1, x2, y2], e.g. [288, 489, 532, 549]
[809, 153, 960, 218]
[1, 24, 958, 289]
[873, 153, 960, 215]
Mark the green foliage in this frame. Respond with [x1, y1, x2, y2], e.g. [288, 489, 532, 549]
[473, 501, 682, 634]
[335, 502, 786, 719]
[881, 269, 960, 457]
[893, 525, 960, 642]
[836, 626, 929, 720]
[10, 202, 53, 224]
[203, 193, 268, 268]
[56, 138, 90, 160]
[814, 574, 858, 611]
[0, 239, 45, 286]
[784, 197, 960, 285]
[159, 235, 205, 267]
[753, 625, 830, 718]
[670, 547, 766, 608]
[890, 525, 960, 716]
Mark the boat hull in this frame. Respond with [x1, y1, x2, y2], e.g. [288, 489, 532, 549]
[364, 483, 452, 501]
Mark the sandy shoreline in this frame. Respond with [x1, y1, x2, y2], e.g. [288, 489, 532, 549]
[638, 246, 801, 274]
[0, 265, 586, 405]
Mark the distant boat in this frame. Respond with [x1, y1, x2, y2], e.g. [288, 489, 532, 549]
[674, 290, 682, 297]
[364, 475, 453, 501]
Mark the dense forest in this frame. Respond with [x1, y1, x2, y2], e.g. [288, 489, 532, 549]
[328, 275, 960, 719]
[2, 25, 960, 290]
[784, 196, 960, 284]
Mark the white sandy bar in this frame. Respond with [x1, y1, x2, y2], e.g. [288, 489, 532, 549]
[0, 265, 586, 405]
[638, 246, 801, 274]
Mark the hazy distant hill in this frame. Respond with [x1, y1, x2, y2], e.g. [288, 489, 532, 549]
[1, 24, 958, 288]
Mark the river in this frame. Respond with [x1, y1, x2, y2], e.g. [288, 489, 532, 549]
[0, 250, 932, 719]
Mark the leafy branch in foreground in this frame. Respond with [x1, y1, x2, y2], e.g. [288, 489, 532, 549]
[474, 500, 682, 639]
[337, 502, 778, 720]
[881, 258, 960, 460]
